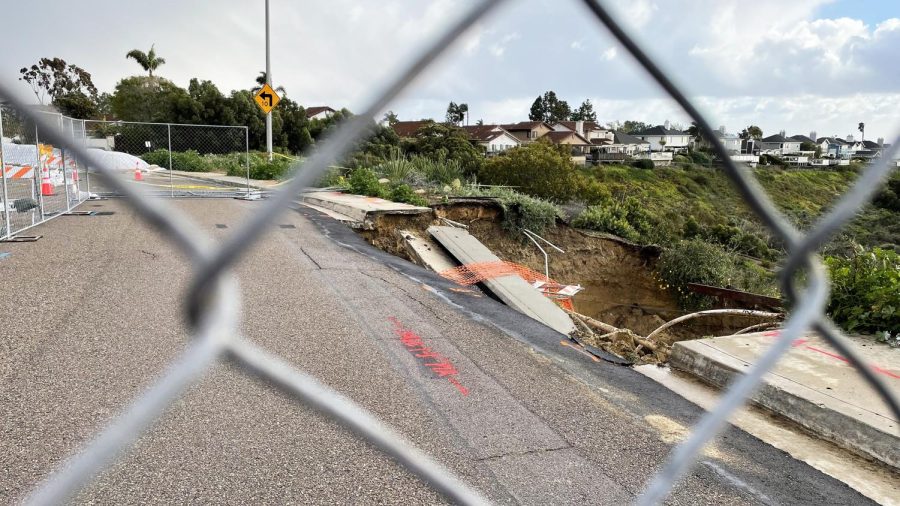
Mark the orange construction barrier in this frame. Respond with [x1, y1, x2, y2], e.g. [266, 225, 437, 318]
[40, 167, 54, 196]
[439, 260, 578, 311]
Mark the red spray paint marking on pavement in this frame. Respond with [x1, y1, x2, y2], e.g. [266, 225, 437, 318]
[760, 331, 899, 380]
[388, 317, 469, 396]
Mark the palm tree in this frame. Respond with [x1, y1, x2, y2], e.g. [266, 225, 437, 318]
[126, 44, 166, 77]
[251, 71, 286, 96]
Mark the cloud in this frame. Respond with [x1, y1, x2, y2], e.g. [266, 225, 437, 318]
[2, 0, 899, 140]
[489, 32, 521, 58]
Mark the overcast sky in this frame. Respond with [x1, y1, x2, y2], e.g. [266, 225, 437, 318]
[3, 0, 899, 140]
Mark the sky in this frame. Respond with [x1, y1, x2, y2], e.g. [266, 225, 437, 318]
[2, 0, 900, 141]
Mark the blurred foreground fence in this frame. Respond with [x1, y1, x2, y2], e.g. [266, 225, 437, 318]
[1, 0, 898, 505]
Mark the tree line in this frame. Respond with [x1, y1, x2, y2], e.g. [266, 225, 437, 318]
[16, 45, 353, 154]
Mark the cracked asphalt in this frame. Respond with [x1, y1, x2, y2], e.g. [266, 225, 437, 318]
[0, 198, 872, 505]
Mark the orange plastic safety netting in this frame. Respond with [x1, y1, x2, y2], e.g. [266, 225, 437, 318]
[438, 261, 577, 311]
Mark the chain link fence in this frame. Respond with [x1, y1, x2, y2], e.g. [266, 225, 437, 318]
[0, 107, 91, 239]
[82, 119, 253, 198]
[2, 0, 899, 504]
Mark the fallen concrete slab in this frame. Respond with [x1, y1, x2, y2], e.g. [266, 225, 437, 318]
[300, 191, 431, 225]
[670, 331, 900, 470]
[397, 229, 457, 273]
[428, 225, 575, 335]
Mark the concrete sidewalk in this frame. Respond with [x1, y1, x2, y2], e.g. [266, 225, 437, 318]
[300, 190, 431, 225]
[167, 169, 286, 190]
[670, 331, 900, 470]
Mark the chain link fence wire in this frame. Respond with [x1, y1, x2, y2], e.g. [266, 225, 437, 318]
[82, 119, 252, 198]
[1, 0, 897, 504]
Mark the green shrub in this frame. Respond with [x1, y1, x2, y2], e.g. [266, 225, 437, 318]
[316, 167, 349, 188]
[390, 183, 428, 206]
[657, 239, 740, 309]
[826, 247, 899, 338]
[411, 154, 464, 185]
[631, 158, 654, 170]
[348, 167, 388, 198]
[478, 141, 580, 202]
[456, 186, 561, 233]
[573, 205, 640, 241]
[575, 175, 612, 205]
[141, 149, 172, 168]
[221, 152, 292, 180]
[683, 215, 701, 238]
[376, 154, 419, 184]
[689, 150, 712, 165]
[673, 154, 691, 165]
[140, 149, 210, 172]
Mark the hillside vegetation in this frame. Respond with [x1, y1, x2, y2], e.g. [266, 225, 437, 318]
[580, 164, 898, 257]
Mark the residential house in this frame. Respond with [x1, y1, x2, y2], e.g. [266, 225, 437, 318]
[759, 134, 801, 155]
[461, 125, 521, 154]
[817, 137, 851, 159]
[551, 121, 614, 144]
[500, 121, 554, 143]
[391, 120, 434, 138]
[593, 131, 650, 161]
[633, 125, 691, 152]
[789, 134, 815, 147]
[306, 106, 336, 121]
[541, 130, 591, 156]
[708, 130, 742, 153]
[853, 140, 886, 160]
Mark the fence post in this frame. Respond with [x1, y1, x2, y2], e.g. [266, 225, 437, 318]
[0, 106, 11, 239]
[34, 124, 44, 221]
[245, 127, 251, 198]
[82, 120, 91, 196]
[60, 116, 72, 212]
[167, 123, 173, 198]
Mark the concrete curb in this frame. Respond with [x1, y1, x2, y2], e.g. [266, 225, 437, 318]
[670, 339, 899, 470]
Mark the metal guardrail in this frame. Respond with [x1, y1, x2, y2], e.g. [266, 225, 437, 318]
[1, 0, 897, 504]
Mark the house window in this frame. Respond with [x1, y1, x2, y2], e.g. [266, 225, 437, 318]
[530, 131, 537, 139]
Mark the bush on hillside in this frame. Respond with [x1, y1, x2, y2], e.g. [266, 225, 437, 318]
[657, 239, 740, 309]
[478, 141, 580, 202]
[348, 167, 388, 198]
[689, 150, 712, 165]
[390, 183, 428, 206]
[456, 186, 561, 233]
[631, 158, 654, 170]
[826, 247, 899, 339]
[572, 197, 652, 242]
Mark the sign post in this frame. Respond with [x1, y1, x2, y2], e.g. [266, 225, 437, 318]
[265, 0, 272, 161]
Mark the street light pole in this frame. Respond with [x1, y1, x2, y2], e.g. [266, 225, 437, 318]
[265, 0, 273, 161]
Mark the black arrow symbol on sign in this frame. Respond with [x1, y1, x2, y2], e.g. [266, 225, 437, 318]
[260, 92, 273, 107]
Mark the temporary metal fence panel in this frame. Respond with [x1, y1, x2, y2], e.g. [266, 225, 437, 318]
[82, 119, 251, 198]
[0, 107, 91, 239]
[1, 0, 898, 505]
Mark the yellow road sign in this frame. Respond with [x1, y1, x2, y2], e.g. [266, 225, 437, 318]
[254, 83, 281, 114]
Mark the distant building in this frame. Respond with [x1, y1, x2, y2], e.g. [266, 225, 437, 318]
[306, 106, 336, 121]
[633, 125, 691, 152]
[499, 121, 554, 142]
[759, 134, 801, 155]
[391, 120, 434, 138]
[460, 125, 521, 154]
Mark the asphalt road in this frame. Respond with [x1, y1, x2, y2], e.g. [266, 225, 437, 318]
[0, 197, 872, 505]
